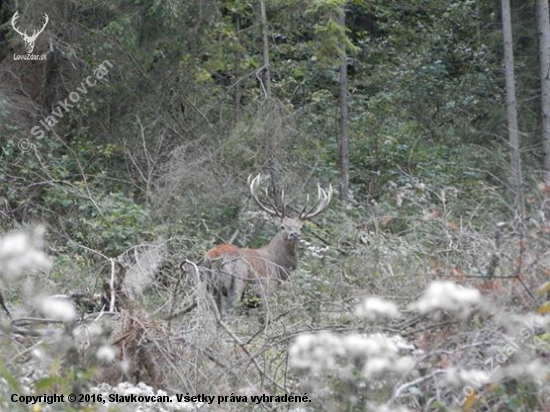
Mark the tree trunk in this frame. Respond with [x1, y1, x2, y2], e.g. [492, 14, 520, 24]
[537, 0, 550, 185]
[338, 10, 349, 204]
[501, 0, 525, 219]
[233, 15, 242, 122]
[259, 0, 271, 98]
[259, 0, 282, 210]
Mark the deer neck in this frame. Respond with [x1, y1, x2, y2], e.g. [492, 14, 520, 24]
[261, 230, 299, 272]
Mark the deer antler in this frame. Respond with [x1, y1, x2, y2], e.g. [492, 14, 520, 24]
[11, 11, 48, 40]
[11, 11, 25, 36]
[248, 174, 285, 218]
[31, 13, 49, 40]
[299, 183, 333, 220]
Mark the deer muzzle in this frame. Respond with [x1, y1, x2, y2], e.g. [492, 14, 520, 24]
[288, 231, 301, 240]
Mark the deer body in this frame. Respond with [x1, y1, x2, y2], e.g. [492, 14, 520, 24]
[204, 175, 332, 314]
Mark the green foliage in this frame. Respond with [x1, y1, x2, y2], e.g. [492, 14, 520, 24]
[0, 98, 10, 122]
[305, 0, 358, 63]
[48, 189, 152, 255]
[1, 135, 152, 254]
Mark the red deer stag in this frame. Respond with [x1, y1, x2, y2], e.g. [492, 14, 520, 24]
[204, 174, 333, 314]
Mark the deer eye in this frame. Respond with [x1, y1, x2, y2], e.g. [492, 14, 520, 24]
[280, 224, 286, 230]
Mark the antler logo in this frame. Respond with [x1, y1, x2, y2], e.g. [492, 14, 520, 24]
[11, 11, 49, 54]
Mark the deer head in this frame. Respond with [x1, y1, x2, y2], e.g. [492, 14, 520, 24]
[248, 173, 333, 250]
[12, 11, 49, 54]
